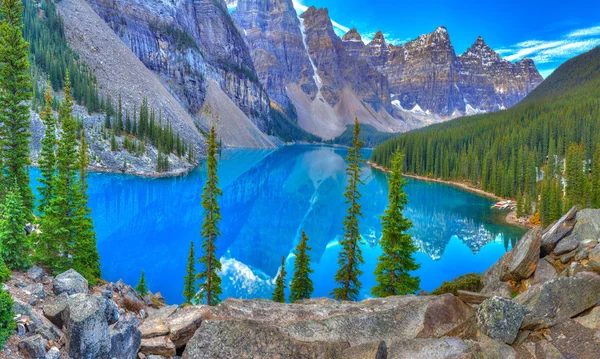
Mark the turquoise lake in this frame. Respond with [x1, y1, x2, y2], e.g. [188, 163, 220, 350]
[30, 145, 526, 304]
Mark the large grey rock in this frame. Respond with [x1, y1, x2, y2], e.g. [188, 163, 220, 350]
[182, 319, 350, 359]
[415, 295, 475, 338]
[53, 269, 88, 296]
[501, 229, 542, 282]
[516, 276, 600, 330]
[140, 336, 177, 357]
[109, 314, 141, 359]
[571, 209, 600, 244]
[476, 297, 525, 344]
[65, 294, 111, 359]
[18, 334, 47, 359]
[541, 206, 577, 254]
[574, 306, 600, 330]
[386, 338, 473, 359]
[481, 252, 512, 297]
[553, 236, 580, 256]
[27, 266, 45, 282]
[43, 293, 69, 328]
[138, 305, 178, 339]
[525, 257, 557, 288]
[468, 334, 516, 359]
[167, 305, 205, 348]
[341, 341, 387, 359]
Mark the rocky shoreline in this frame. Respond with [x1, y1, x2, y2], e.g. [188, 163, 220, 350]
[4, 207, 600, 358]
[368, 161, 536, 229]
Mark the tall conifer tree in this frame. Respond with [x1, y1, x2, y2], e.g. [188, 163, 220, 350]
[197, 126, 222, 306]
[272, 256, 286, 303]
[183, 241, 196, 304]
[333, 119, 364, 301]
[37, 84, 56, 214]
[71, 128, 101, 284]
[372, 153, 420, 297]
[0, 0, 33, 212]
[289, 230, 313, 303]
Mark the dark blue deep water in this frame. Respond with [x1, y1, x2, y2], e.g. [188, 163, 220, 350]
[30, 145, 525, 303]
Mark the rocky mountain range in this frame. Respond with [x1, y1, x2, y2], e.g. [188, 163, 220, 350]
[230, 0, 543, 137]
[52, 0, 543, 151]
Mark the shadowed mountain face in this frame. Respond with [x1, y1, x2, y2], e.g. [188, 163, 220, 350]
[29, 145, 525, 303]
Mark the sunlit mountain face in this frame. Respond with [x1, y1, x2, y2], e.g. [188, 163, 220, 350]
[30, 145, 525, 303]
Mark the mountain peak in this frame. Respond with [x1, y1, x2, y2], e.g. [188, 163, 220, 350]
[460, 35, 501, 63]
[434, 26, 448, 35]
[342, 28, 362, 42]
[369, 30, 386, 46]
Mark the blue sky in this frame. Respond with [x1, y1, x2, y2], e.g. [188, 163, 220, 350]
[291, 0, 600, 78]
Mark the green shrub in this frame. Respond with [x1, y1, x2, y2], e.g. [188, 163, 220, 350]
[0, 290, 15, 349]
[431, 273, 482, 296]
[0, 261, 10, 283]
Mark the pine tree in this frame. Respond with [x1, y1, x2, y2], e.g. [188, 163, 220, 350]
[197, 126, 222, 306]
[372, 153, 420, 297]
[333, 119, 365, 301]
[0, 184, 29, 270]
[71, 128, 101, 284]
[183, 241, 196, 304]
[136, 270, 148, 296]
[272, 256, 286, 303]
[516, 192, 524, 218]
[37, 84, 56, 214]
[38, 73, 78, 272]
[0, 0, 33, 212]
[289, 230, 314, 303]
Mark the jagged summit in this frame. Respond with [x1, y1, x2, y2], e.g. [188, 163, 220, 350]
[461, 36, 501, 63]
[368, 30, 386, 47]
[342, 27, 362, 42]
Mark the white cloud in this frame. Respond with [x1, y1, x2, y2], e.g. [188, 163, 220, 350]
[495, 24, 600, 65]
[567, 25, 600, 38]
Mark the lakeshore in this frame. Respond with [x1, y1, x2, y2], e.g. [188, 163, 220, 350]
[368, 161, 536, 229]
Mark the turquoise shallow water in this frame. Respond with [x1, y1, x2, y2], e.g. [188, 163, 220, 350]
[30, 145, 525, 303]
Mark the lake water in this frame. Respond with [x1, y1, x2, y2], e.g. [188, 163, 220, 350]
[30, 145, 526, 304]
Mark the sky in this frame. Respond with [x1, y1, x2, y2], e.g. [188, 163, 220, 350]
[291, 0, 600, 78]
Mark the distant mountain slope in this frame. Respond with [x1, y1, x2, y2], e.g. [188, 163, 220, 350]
[521, 46, 600, 102]
[371, 46, 600, 209]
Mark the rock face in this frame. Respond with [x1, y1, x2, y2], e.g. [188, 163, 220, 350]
[501, 229, 541, 282]
[230, 2, 404, 139]
[540, 206, 577, 254]
[516, 276, 600, 330]
[183, 295, 475, 357]
[476, 297, 524, 344]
